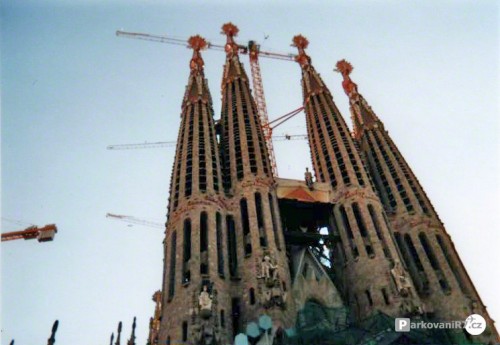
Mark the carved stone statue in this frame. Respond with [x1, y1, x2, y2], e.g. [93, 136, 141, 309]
[199, 285, 213, 312]
[260, 255, 278, 281]
[391, 261, 412, 297]
[304, 167, 314, 190]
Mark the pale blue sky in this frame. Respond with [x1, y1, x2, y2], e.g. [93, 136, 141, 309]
[1, 1, 499, 344]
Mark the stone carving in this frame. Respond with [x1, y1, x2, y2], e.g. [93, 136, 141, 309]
[191, 284, 221, 345]
[199, 285, 213, 318]
[391, 261, 413, 297]
[257, 254, 286, 309]
[304, 167, 314, 190]
[147, 291, 162, 345]
[260, 255, 278, 281]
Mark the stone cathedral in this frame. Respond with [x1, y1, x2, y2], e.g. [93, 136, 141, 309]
[147, 23, 499, 345]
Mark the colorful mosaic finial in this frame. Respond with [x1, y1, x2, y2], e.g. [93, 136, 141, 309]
[335, 59, 358, 97]
[292, 35, 310, 66]
[188, 35, 207, 72]
[221, 22, 240, 56]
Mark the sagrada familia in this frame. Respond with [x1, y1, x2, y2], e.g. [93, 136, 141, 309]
[139, 23, 499, 345]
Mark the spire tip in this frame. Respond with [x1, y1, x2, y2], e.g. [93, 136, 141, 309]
[221, 22, 239, 37]
[188, 35, 207, 51]
[335, 59, 353, 76]
[292, 35, 309, 50]
[292, 35, 310, 66]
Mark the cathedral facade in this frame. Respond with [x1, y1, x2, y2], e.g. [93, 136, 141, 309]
[152, 23, 499, 345]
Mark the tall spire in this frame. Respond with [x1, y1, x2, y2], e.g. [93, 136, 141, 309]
[292, 35, 369, 189]
[292, 35, 423, 319]
[160, 32, 230, 345]
[47, 320, 58, 345]
[115, 321, 122, 345]
[219, 22, 272, 189]
[221, 22, 240, 58]
[217, 22, 293, 330]
[335, 60, 379, 139]
[338, 61, 500, 342]
[168, 34, 224, 215]
[127, 317, 136, 345]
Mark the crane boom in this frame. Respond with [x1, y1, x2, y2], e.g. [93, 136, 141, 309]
[1, 224, 57, 242]
[106, 213, 164, 229]
[116, 30, 295, 61]
[107, 134, 307, 150]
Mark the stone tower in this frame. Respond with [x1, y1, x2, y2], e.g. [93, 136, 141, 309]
[335, 59, 499, 342]
[292, 35, 422, 319]
[159, 36, 230, 345]
[218, 23, 294, 332]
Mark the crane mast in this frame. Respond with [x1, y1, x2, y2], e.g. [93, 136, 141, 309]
[116, 30, 297, 177]
[248, 40, 278, 175]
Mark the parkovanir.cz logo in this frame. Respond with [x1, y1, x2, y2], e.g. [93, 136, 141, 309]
[395, 314, 486, 335]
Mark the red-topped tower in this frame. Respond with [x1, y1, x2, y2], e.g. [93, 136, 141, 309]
[159, 35, 231, 345]
[292, 35, 422, 319]
[218, 22, 294, 333]
[336, 59, 499, 342]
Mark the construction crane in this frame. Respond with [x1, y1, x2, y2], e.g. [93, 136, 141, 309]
[116, 29, 300, 176]
[106, 213, 164, 229]
[107, 134, 308, 150]
[1, 224, 58, 242]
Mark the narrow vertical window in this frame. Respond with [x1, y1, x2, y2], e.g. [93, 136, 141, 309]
[381, 288, 390, 305]
[220, 310, 225, 328]
[231, 298, 241, 338]
[339, 206, 358, 258]
[352, 202, 374, 258]
[182, 321, 188, 342]
[365, 290, 373, 306]
[168, 231, 177, 300]
[255, 192, 267, 247]
[240, 198, 252, 255]
[436, 234, 466, 293]
[249, 288, 256, 305]
[268, 193, 281, 250]
[198, 103, 207, 192]
[216, 212, 224, 277]
[226, 215, 238, 278]
[200, 212, 209, 275]
[368, 204, 392, 260]
[182, 219, 191, 284]
[419, 232, 450, 292]
[404, 233, 430, 294]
